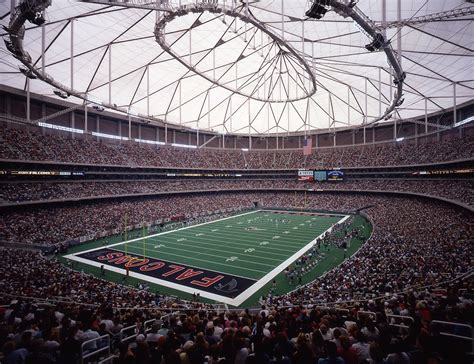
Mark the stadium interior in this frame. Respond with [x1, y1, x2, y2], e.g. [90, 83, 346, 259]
[0, 0, 473, 363]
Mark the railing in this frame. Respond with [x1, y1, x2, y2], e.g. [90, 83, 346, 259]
[119, 318, 157, 343]
[357, 310, 376, 321]
[386, 314, 414, 329]
[80, 334, 110, 364]
[431, 320, 474, 353]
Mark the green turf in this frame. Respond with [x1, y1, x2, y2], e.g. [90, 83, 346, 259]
[113, 210, 341, 280]
[61, 209, 372, 307]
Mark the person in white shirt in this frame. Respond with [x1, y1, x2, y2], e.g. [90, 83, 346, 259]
[80, 326, 100, 351]
[146, 323, 162, 344]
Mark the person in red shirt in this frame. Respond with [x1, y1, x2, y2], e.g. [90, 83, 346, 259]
[337, 336, 358, 364]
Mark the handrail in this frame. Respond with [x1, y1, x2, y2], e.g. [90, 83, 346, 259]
[119, 318, 158, 343]
[80, 334, 110, 364]
[119, 324, 138, 343]
[357, 310, 377, 321]
[386, 314, 414, 329]
[431, 320, 474, 354]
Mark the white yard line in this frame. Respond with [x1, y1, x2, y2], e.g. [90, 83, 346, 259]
[65, 209, 260, 257]
[135, 237, 288, 260]
[229, 213, 350, 305]
[65, 210, 351, 306]
[151, 231, 308, 253]
[116, 244, 268, 275]
[121, 244, 276, 268]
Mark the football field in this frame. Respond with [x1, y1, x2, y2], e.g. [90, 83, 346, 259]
[65, 210, 348, 306]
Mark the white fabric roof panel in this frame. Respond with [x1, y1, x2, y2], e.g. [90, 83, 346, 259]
[0, 0, 472, 134]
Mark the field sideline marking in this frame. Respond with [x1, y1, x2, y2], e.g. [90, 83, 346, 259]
[65, 209, 260, 257]
[65, 210, 350, 306]
[230, 213, 350, 305]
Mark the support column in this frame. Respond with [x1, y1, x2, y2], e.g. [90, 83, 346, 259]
[424, 98, 428, 134]
[453, 82, 457, 126]
[41, 25, 45, 75]
[364, 78, 368, 125]
[397, 0, 402, 65]
[71, 112, 75, 139]
[6, 94, 11, 117]
[415, 121, 418, 146]
[128, 113, 131, 140]
[96, 115, 99, 141]
[108, 45, 112, 104]
[347, 86, 350, 125]
[165, 123, 168, 144]
[84, 104, 88, 134]
[378, 68, 382, 115]
[70, 19, 74, 90]
[26, 77, 30, 122]
[147, 66, 150, 116]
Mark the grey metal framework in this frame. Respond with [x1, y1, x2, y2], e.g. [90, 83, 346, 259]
[0, 0, 472, 138]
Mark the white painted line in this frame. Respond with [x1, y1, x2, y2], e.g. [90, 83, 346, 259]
[63, 255, 249, 306]
[65, 210, 350, 306]
[66, 209, 260, 257]
[229, 214, 350, 305]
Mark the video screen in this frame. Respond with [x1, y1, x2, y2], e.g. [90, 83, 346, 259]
[314, 170, 327, 182]
[327, 170, 344, 181]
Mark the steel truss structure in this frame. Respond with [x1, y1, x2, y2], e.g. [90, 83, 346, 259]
[1, 0, 472, 136]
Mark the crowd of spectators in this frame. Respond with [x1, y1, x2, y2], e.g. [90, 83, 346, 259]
[0, 192, 472, 363]
[1, 179, 472, 206]
[0, 190, 471, 255]
[1, 127, 472, 169]
[1, 126, 473, 363]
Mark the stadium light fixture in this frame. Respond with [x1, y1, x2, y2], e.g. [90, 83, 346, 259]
[92, 105, 105, 112]
[241, 148, 249, 152]
[134, 138, 165, 145]
[38, 122, 84, 134]
[396, 137, 405, 142]
[365, 33, 386, 52]
[172, 143, 198, 149]
[92, 131, 128, 141]
[53, 89, 69, 99]
[305, 0, 330, 19]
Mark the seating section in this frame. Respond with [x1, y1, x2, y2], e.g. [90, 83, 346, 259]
[1, 127, 472, 168]
[0, 179, 472, 206]
[0, 193, 472, 363]
[1, 125, 473, 363]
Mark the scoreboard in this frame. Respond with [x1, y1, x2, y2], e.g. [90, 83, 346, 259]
[326, 170, 345, 181]
[297, 169, 344, 182]
[297, 169, 314, 182]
